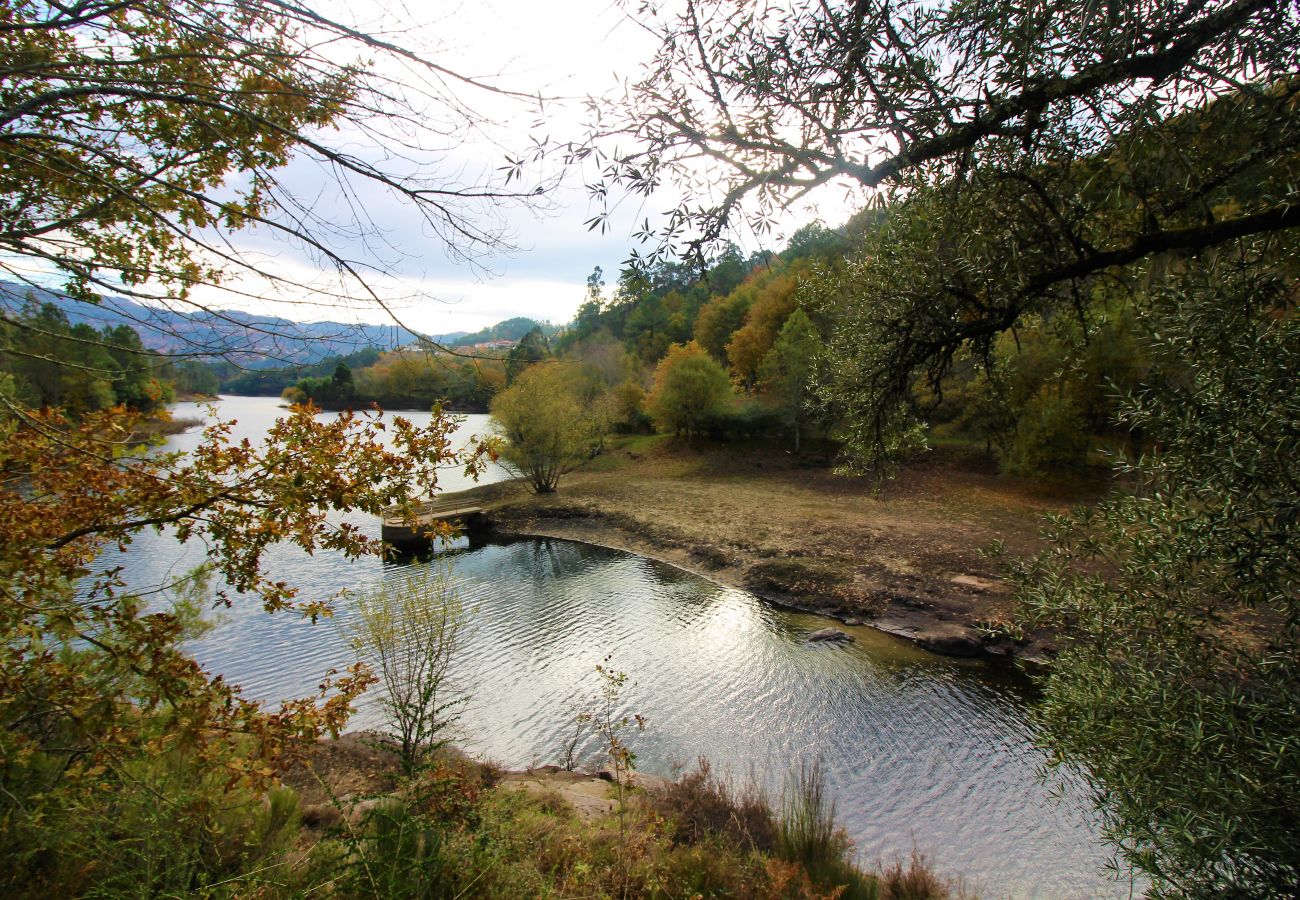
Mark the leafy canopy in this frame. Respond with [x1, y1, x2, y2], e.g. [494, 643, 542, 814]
[0, 0, 548, 329]
[597, 0, 1300, 892]
[647, 340, 733, 437]
[490, 359, 610, 493]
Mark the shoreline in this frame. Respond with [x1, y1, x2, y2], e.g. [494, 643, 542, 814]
[487, 515, 1049, 664]
[427, 439, 1101, 663]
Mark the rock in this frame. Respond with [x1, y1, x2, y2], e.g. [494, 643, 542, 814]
[916, 625, 983, 658]
[843, 617, 863, 626]
[806, 627, 854, 643]
[300, 803, 342, 830]
[346, 797, 388, 824]
[950, 574, 999, 593]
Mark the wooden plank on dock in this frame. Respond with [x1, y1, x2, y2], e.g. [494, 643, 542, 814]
[381, 493, 489, 551]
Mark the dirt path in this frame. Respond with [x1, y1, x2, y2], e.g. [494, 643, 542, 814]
[446, 437, 1108, 662]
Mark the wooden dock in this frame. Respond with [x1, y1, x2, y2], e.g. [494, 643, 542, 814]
[381, 494, 491, 553]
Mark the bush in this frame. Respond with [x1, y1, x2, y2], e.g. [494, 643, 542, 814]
[649, 758, 777, 852]
[715, 396, 783, 441]
[608, 379, 654, 433]
[778, 759, 884, 900]
[490, 359, 609, 492]
[345, 568, 465, 775]
[1001, 386, 1090, 476]
[646, 341, 733, 437]
[0, 739, 302, 898]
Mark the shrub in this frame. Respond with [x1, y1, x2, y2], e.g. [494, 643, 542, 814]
[1001, 386, 1090, 476]
[778, 759, 881, 900]
[345, 568, 465, 775]
[646, 341, 733, 436]
[609, 379, 653, 433]
[490, 359, 609, 492]
[649, 757, 777, 853]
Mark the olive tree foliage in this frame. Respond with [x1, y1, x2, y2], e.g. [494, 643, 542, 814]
[0, 0, 552, 362]
[1008, 256, 1300, 898]
[591, 0, 1298, 270]
[591, 0, 1300, 891]
[490, 360, 610, 493]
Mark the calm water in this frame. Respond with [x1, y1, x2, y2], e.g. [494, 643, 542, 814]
[102, 396, 1131, 899]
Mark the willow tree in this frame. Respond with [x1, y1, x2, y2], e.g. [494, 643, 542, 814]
[592, 0, 1300, 893]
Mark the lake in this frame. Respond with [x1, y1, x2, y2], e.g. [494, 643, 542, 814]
[99, 395, 1131, 899]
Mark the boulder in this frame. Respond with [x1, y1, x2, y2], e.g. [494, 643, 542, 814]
[806, 627, 854, 643]
[916, 625, 983, 658]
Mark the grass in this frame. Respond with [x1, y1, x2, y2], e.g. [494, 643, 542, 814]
[5, 739, 957, 898]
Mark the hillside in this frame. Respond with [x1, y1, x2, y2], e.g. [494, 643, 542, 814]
[0, 282, 446, 367]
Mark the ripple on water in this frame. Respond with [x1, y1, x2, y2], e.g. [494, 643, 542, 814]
[101, 399, 1129, 899]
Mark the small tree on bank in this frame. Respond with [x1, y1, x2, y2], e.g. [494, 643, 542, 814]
[490, 360, 609, 493]
[346, 568, 465, 775]
[759, 308, 822, 452]
[647, 341, 733, 437]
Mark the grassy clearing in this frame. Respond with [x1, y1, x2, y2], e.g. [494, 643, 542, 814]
[495, 434, 1110, 659]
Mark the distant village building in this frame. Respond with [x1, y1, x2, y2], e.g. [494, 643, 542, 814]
[475, 339, 517, 350]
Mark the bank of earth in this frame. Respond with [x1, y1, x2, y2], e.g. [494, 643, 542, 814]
[445, 435, 1109, 663]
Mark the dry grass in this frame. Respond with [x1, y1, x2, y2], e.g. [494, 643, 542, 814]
[647, 757, 778, 852]
[489, 437, 1110, 658]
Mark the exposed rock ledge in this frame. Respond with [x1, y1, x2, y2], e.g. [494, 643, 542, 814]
[485, 509, 1054, 665]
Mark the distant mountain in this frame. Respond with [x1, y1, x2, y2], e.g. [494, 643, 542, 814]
[0, 282, 463, 368]
[451, 316, 559, 347]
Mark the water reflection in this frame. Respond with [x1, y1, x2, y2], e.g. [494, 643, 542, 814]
[105, 397, 1122, 899]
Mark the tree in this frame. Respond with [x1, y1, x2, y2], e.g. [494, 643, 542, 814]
[0, 2, 547, 887]
[592, 0, 1298, 271]
[0, 403, 479, 888]
[597, 1, 1299, 457]
[694, 288, 754, 362]
[646, 340, 732, 437]
[0, 0, 549, 346]
[569, 267, 608, 344]
[345, 568, 465, 775]
[505, 325, 553, 385]
[597, 0, 1300, 890]
[759, 308, 822, 452]
[726, 268, 802, 389]
[490, 360, 608, 493]
[1008, 262, 1299, 897]
[331, 362, 355, 396]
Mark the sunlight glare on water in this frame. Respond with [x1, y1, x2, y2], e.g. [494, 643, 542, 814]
[107, 396, 1130, 899]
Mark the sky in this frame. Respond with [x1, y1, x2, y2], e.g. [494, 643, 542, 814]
[195, 0, 858, 338]
[175, 0, 651, 337]
[0, 0, 860, 338]
[0, 0, 856, 338]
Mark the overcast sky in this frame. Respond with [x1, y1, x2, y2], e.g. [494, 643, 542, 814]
[200, 0, 852, 337]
